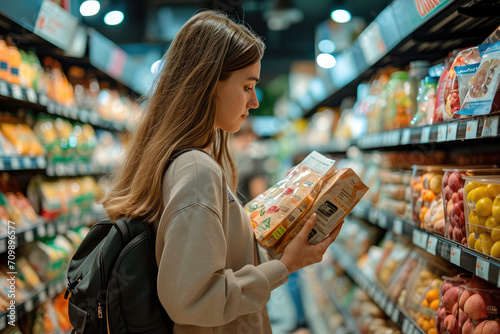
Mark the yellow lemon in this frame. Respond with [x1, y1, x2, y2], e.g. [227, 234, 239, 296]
[476, 197, 493, 217]
[465, 182, 479, 195]
[493, 196, 500, 223]
[486, 184, 500, 198]
[492, 227, 500, 242]
[491, 241, 500, 259]
[468, 187, 488, 204]
[486, 216, 498, 229]
[475, 239, 483, 252]
[480, 234, 494, 255]
[468, 232, 476, 248]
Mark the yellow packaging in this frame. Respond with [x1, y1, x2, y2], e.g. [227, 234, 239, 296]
[272, 168, 369, 255]
[245, 151, 336, 248]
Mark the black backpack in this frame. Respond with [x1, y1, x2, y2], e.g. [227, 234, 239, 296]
[65, 149, 203, 333]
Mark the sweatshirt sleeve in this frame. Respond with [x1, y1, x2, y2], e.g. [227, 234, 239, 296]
[156, 203, 289, 327]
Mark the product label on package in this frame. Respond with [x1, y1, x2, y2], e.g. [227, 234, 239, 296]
[301, 151, 336, 175]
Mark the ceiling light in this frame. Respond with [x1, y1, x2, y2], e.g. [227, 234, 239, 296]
[318, 39, 336, 53]
[104, 11, 124, 25]
[331, 9, 351, 23]
[316, 53, 336, 69]
[80, 0, 100, 16]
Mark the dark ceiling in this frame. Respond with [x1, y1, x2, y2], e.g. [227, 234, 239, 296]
[81, 0, 392, 84]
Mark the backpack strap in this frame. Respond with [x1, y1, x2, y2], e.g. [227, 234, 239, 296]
[164, 147, 210, 174]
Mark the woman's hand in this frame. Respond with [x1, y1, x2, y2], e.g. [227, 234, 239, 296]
[279, 213, 344, 274]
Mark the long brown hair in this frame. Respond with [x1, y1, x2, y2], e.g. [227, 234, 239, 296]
[102, 10, 264, 223]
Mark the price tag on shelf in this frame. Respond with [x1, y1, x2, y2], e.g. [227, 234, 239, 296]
[408, 324, 416, 334]
[420, 126, 431, 143]
[26, 88, 37, 103]
[401, 129, 412, 145]
[24, 230, 34, 243]
[380, 295, 388, 309]
[437, 125, 447, 142]
[0, 81, 9, 96]
[391, 308, 400, 323]
[476, 258, 490, 280]
[10, 158, 20, 170]
[402, 318, 409, 333]
[426, 235, 438, 255]
[0, 240, 6, 253]
[37, 225, 46, 238]
[36, 157, 47, 169]
[450, 246, 461, 266]
[38, 94, 48, 106]
[56, 104, 63, 116]
[385, 302, 394, 317]
[11, 85, 22, 100]
[378, 212, 388, 229]
[413, 230, 428, 249]
[47, 224, 56, 237]
[0, 159, 4, 171]
[24, 299, 34, 313]
[466, 120, 479, 139]
[447, 123, 458, 141]
[23, 157, 32, 169]
[369, 210, 378, 224]
[39, 290, 47, 303]
[70, 107, 79, 119]
[57, 221, 68, 234]
[47, 102, 55, 114]
[90, 111, 99, 124]
[393, 219, 403, 235]
[482, 117, 499, 137]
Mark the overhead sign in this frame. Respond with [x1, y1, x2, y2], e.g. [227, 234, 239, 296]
[34, 0, 78, 51]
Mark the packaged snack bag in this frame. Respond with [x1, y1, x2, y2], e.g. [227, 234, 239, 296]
[245, 151, 336, 248]
[455, 63, 480, 110]
[460, 41, 500, 116]
[434, 51, 458, 123]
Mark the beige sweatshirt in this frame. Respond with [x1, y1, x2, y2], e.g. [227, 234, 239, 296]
[154, 150, 289, 334]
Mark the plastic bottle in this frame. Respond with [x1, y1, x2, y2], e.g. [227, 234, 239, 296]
[5, 37, 22, 86]
[411, 76, 439, 127]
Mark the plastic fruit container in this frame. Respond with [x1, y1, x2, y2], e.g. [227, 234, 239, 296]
[459, 284, 500, 334]
[442, 168, 499, 245]
[435, 274, 472, 334]
[463, 176, 500, 258]
[412, 165, 451, 230]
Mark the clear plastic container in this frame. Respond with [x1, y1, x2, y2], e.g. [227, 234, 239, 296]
[411, 76, 439, 127]
[411, 165, 451, 230]
[463, 176, 500, 258]
[442, 168, 500, 244]
[435, 274, 472, 334]
[384, 71, 412, 130]
[459, 283, 500, 334]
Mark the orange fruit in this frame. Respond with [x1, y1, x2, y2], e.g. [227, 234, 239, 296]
[425, 289, 439, 302]
[422, 300, 429, 307]
[428, 328, 438, 334]
[430, 299, 440, 310]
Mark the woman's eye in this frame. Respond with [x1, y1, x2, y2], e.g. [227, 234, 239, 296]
[244, 86, 252, 92]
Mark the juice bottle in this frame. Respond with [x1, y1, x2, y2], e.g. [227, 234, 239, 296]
[0, 38, 10, 82]
[5, 37, 21, 86]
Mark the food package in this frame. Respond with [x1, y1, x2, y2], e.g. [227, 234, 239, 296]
[272, 168, 369, 254]
[442, 47, 481, 120]
[442, 168, 500, 244]
[463, 176, 500, 258]
[411, 165, 449, 230]
[435, 50, 458, 123]
[388, 250, 420, 304]
[411, 76, 439, 126]
[383, 71, 413, 130]
[375, 234, 412, 287]
[245, 151, 336, 248]
[0, 123, 44, 156]
[458, 278, 500, 334]
[435, 274, 472, 334]
[461, 41, 500, 116]
[33, 117, 62, 162]
[455, 63, 480, 110]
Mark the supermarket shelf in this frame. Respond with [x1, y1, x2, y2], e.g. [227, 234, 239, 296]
[0, 277, 67, 331]
[304, 0, 500, 116]
[46, 162, 113, 177]
[319, 279, 360, 334]
[0, 156, 46, 171]
[0, 80, 127, 132]
[356, 114, 500, 150]
[350, 203, 500, 287]
[0, 211, 102, 254]
[329, 246, 426, 334]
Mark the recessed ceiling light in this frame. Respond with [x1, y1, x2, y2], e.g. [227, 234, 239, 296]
[80, 0, 100, 16]
[104, 11, 124, 25]
[316, 53, 336, 69]
[331, 9, 351, 23]
[318, 39, 336, 53]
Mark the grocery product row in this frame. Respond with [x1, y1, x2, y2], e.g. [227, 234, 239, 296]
[0, 36, 142, 132]
[0, 225, 89, 332]
[318, 216, 500, 334]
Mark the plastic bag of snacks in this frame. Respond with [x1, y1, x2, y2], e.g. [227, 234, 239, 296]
[442, 168, 500, 245]
[435, 274, 472, 334]
[463, 176, 500, 258]
[435, 50, 459, 123]
[460, 41, 500, 117]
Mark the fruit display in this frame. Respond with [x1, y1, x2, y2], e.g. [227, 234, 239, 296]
[378, 169, 412, 219]
[442, 168, 500, 245]
[375, 234, 412, 287]
[435, 274, 472, 334]
[463, 176, 500, 258]
[411, 165, 448, 231]
[388, 250, 420, 305]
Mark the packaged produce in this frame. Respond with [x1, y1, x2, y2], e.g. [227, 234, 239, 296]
[459, 281, 500, 334]
[461, 41, 500, 116]
[442, 168, 499, 244]
[435, 274, 472, 334]
[435, 50, 458, 123]
[464, 176, 500, 258]
[245, 151, 336, 248]
[383, 71, 413, 130]
[411, 76, 439, 126]
[455, 63, 480, 109]
[388, 250, 420, 304]
[411, 165, 449, 230]
[0, 122, 44, 156]
[375, 234, 411, 287]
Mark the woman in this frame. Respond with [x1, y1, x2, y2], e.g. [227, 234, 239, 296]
[102, 10, 343, 333]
